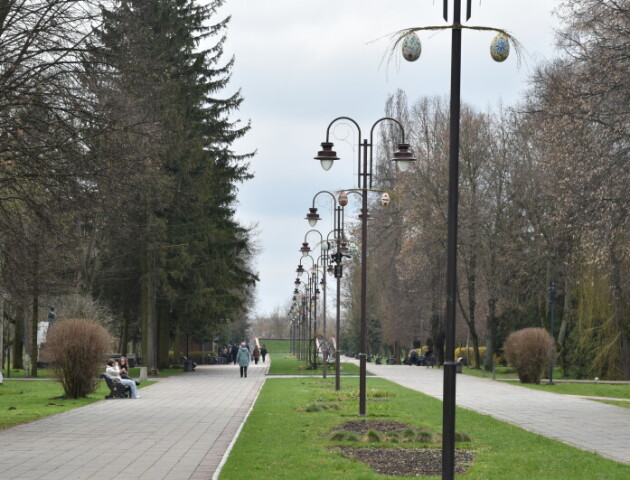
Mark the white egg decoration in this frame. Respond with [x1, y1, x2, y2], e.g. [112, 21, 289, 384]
[380, 192, 391, 207]
[401, 32, 422, 62]
[490, 33, 510, 62]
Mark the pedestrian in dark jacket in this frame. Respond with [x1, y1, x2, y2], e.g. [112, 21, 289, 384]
[236, 342, 251, 377]
[261, 345, 268, 363]
[231, 344, 239, 365]
[253, 345, 260, 365]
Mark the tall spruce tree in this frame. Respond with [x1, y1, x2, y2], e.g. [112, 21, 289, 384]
[88, 0, 256, 369]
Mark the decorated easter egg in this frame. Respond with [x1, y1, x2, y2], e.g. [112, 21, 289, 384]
[338, 191, 348, 206]
[401, 32, 422, 62]
[380, 192, 391, 207]
[490, 33, 510, 62]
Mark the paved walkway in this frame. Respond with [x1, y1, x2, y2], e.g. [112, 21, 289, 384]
[351, 359, 630, 464]
[0, 361, 268, 480]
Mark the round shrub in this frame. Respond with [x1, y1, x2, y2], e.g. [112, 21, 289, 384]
[46, 318, 112, 398]
[503, 327, 554, 384]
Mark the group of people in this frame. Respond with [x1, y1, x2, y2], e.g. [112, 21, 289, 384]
[104, 343, 268, 391]
[229, 342, 268, 378]
[105, 356, 140, 399]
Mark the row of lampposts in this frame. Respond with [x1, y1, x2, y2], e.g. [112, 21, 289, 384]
[287, 2, 501, 478]
[287, 116, 416, 402]
[314, 116, 415, 415]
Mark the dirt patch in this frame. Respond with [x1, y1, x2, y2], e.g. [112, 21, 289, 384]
[333, 446, 476, 477]
[333, 420, 414, 435]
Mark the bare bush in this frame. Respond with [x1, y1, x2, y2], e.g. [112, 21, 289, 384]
[46, 318, 112, 398]
[504, 328, 555, 384]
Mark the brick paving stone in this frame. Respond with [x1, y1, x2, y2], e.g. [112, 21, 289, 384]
[0, 362, 267, 480]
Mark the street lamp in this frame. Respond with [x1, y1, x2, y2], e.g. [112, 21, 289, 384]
[314, 116, 415, 416]
[399, 2, 508, 478]
[305, 190, 349, 390]
[296, 253, 322, 367]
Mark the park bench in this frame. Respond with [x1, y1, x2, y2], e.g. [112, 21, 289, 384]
[100, 373, 131, 399]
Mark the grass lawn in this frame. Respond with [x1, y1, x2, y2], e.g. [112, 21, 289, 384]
[0, 379, 151, 431]
[218, 376, 630, 480]
[257, 339, 291, 354]
[269, 354, 361, 376]
[4, 367, 182, 378]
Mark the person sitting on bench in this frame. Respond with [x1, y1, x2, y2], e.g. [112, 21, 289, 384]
[106, 359, 140, 399]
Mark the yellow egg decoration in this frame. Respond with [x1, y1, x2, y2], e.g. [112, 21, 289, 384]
[401, 32, 422, 62]
[490, 33, 510, 62]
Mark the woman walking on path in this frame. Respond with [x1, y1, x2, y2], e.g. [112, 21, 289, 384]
[236, 342, 251, 377]
[253, 345, 260, 365]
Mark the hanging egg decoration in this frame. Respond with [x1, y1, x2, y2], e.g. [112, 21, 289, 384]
[490, 33, 510, 62]
[338, 191, 348, 206]
[380, 192, 391, 207]
[401, 32, 422, 62]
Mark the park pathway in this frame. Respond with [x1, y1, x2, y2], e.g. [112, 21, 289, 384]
[0, 360, 268, 480]
[354, 359, 630, 464]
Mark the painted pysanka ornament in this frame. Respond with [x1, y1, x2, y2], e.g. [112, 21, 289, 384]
[338, 191, 348, 206]
[380, 192, 391, 207]
[401, 32, 422, 62]
[490, 33, 510, 62]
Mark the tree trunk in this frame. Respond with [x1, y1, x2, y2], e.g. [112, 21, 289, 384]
[158, 304, 170, 370]
[141, 243, 157, 373]
[30, 289, 39, 377]
[467, 263, 480, 368]
[485, 297, 497, 369]
[30, 253, 40, 377]
[174, 326, 181, 366]
[120, 313, 129, 356]
[0, 297, 4, 371]
[13, 304, 24, 370]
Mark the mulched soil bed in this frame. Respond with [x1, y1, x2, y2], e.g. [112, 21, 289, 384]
[330, 420, 476, 476]
[332, 446, 476, 477]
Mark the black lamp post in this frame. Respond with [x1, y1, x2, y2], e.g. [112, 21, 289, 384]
[315, 117, 415, 416]
[439, 1, 479, 478]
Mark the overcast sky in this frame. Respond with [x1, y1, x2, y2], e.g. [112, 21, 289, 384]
[215, 0, 563, 317]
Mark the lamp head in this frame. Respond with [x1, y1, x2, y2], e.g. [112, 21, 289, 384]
[305, 207, 320, 227]
[391, 143, 417, 172]
[300, 242, 311, 257]
[314, 142, 339, 171]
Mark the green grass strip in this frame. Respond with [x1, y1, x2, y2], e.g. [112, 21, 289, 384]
[257, 339, 292, 353]
[218, 376, 630, 479]
[268, 354, 360, 376]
